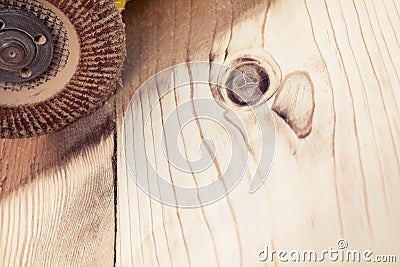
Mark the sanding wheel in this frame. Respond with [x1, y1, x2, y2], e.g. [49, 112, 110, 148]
[0, 0, 126, 139]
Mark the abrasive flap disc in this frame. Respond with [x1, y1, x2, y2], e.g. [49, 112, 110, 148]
[0, 0, 126, 138]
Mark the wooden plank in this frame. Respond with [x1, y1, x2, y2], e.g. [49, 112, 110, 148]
[0, 104, 116, 266]
[117, 0, 400, 266]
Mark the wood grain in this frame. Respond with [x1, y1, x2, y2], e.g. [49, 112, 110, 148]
[117, 0, 400, 266]
[0, 104, 116, 266]
[2, 0, 400, 266]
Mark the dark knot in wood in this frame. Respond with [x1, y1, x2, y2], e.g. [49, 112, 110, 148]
[226, 57, 270, 106]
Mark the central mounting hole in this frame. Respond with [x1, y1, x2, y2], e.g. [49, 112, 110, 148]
[34, 34, 47, 45]
[9, 51, 16, 58]
[20, 68, 32, 78]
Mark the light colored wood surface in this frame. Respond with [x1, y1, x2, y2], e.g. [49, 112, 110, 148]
[117, 0, 400, 266]
[0, 105, 116, 266]
[2, 0, 400, 266]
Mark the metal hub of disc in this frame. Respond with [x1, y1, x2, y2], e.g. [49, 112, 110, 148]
[0, 9, 53, 83]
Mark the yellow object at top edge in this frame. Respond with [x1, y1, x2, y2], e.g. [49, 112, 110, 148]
[114, 0, 127, 11]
